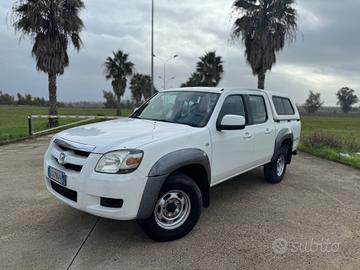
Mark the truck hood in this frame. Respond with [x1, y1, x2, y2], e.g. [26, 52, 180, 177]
[56, 118, 196, 153]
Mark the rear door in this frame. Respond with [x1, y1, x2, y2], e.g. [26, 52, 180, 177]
[245, 94, 275, 164]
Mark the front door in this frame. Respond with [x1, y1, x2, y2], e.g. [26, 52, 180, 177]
[210, 94, 256, 184]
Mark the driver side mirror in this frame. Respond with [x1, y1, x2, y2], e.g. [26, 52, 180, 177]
[217, 114, 246, 131]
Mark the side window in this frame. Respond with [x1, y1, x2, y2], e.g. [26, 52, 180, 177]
[272, 96, 295, 115]
[272, 97, 285, 115]
[248, 95, 267, 124]
[218, 95, 246, 122]
[282, 98, 295, 115]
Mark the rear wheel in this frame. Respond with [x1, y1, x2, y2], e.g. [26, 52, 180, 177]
[139, 173, 202, 242]
[264, 146, 288, 183]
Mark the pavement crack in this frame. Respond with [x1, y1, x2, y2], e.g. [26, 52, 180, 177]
[316, 185, 348, 209]
[66, 218, 99, 270]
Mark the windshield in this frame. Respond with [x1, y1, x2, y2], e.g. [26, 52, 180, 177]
[131, 91, 220, 127]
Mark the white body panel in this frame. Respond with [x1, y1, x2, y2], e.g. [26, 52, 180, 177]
[43, 87, 301, 220]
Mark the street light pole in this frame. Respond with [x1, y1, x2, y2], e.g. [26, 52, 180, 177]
[150, 0, 154, 95]
[154, 54, 178, 90]
[158, 76, 175, 89]
[163, 63, 166, 90]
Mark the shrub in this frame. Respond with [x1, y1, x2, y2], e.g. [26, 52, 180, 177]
[302, 132, 360, 152]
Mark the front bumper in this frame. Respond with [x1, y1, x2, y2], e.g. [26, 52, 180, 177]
[44, 146, 148, 220]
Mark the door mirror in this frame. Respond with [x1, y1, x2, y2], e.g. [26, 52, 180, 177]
[218, 115, 246, 131]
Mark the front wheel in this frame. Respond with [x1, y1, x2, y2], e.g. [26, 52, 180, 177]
[264, 146, 288, 184]
[139, 173, 202, 242]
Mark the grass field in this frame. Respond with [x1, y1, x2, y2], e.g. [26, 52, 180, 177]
[0, 105, 131, 142]
[301, 115, 360, 142]
[300, 115, 360, 169]
[0, 105, 359, 168]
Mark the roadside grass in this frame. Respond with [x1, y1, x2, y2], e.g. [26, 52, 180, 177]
[0, 105, 131, 143]
[300, 115, 360, 169]
[299, 144, 360, 169]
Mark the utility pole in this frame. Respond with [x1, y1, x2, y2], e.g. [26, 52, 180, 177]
[163, 63, 166, 90]
[150, 0, 154, 95]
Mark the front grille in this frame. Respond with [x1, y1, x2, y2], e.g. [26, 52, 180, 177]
[100, 197, 123, 208]
[62, 163, 82, 172]
[57, 144, 91, 157]
[52, 141, 90, 172]
[50, 181, 77, 202]
[54, 157, 83, 172]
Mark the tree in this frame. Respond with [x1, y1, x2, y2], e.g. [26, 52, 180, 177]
[130, 73, 154, 105]
[141, 75, 153, 100]
[231, 0, 297, 89]
[0, 91, 15, 104]
[102, 90, 117, 108]
[24, 94, 33, 105]
[130, 73, 143, 105]
[181, 51, 224, 87]
[17, 93, 25, 105]
[304, 91, 324, 113]
[104, 50, 134, 116]
[13, 0, 85, 127]
[196, 51, 224, 87]
[336, 87, 358, 113]
[181, 72, 203, 87]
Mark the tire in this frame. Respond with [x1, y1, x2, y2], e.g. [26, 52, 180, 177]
[139, 173, 202, 242]
[264, 146, 288, 184]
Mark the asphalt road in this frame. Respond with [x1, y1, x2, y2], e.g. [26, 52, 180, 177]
[1, 136, 360, 270]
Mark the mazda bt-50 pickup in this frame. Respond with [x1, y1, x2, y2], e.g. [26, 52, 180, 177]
[44, 87, 301, 241]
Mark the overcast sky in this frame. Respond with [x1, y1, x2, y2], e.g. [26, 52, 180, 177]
[1, 0, 359, 105]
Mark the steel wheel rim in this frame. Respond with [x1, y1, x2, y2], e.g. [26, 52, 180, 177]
[276, 154, 285, 176]
[154, 190, 191, 230]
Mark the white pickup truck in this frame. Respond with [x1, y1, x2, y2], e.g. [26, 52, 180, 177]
[44, 87, 301, 241]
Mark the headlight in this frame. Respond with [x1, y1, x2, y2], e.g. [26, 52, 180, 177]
[95, 150, 143, 174]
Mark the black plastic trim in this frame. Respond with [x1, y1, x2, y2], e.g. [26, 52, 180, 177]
[271, 129, 294, 163]
[100, 197, 124, 208]
[136, 148, 211, 219]
[50, 181, 77, 202]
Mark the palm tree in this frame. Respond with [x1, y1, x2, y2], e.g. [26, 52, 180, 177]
[130, 73, 143, 105]
[141, 74, 153, 100]
[181, 52, 224, 87]
[181, 72, 202, 87]
[196, 51, 224, 87]
[12, 0, 85, 127]
[104, 50, 134, 116]
[231, 0, 297, 89]
[130, 73, 153, 105]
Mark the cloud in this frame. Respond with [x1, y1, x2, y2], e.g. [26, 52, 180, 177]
[0, 0, 359, 106]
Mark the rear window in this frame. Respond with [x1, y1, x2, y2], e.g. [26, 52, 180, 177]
[272, 96, 295, 115]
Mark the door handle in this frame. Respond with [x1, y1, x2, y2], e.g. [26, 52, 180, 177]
[243, 132, 252, 139]
[265, 128, 273, 134]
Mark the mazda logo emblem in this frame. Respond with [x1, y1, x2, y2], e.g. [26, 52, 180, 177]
[59, 152, 66, 165]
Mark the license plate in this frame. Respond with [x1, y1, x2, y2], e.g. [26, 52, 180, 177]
[48, 166, 67, 186]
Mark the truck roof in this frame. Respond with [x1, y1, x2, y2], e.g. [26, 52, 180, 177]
[161, 87, 290, 98]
